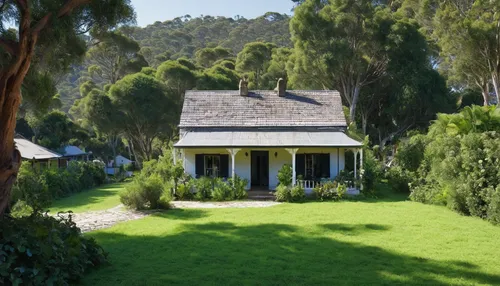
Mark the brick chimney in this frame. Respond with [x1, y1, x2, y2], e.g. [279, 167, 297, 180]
[276, 78, 286, 97]
[239, 78, 249, 96]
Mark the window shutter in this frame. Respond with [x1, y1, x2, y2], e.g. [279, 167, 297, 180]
[220, 154, 229, 178]
[320, 154, 330, 178]
[195, 154, 204, 177]
[296, 154, 305, 178]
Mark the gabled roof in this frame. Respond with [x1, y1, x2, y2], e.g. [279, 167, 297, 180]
[179, 90, 346, 128]
[14, 139, 62, 160]
[63, 145, 87, 157]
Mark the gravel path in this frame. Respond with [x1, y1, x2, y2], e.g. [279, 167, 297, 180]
[55, 205, 151, 233]
[56, 201, 281, 233]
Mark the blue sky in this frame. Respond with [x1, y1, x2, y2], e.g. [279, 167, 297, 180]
[131, 0, 294, 27]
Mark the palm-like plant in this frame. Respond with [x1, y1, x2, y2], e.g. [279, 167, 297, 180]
[429, 105, 500, 136]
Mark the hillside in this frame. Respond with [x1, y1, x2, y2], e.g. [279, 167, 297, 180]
[56, 12, 291, 112]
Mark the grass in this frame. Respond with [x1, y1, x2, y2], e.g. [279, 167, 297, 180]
[83, 192, 500, 285]
[48, 182, 126, 213]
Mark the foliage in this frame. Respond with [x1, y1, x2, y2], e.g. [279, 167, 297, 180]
[277, 164, 293, 187]
[275, 184, 291, 202]
[108, 73, 180, 162]
[313, 181, 347, 201]
[11, 161, 106, 213]
[0, 213, 107, 285]
[386, 166, 413, 194]
[396, 106, 500, 224]
[120, 174, 171, 210]
[361, 146, 383, 194]
[275, 184, 305, 203]
[189, 176, 248, 201]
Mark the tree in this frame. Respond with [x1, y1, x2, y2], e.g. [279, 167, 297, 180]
[109, 73, 179, 162]
[81, 89, 122, 166]
[290, 0, 392, 122]
[87, 31, 148, 85]
[236, 42, 276, 89]
[195, 46, 233, 67]
[415, 0, 500, 106]
[28, 110, 86, 150]
[156, 60, 197, 96]
[0, 0, 134, 215]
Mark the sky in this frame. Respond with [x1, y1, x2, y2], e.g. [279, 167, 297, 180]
[130, 0, 295, 27]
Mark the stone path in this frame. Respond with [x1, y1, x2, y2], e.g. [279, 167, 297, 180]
[55, 205, 151, 233]
[57, 201, 281, 233]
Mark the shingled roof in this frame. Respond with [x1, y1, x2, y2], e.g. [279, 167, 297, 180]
[179, 90, 346, 128]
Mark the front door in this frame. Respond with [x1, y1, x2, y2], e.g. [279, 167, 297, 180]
[251, 151, 269, 187]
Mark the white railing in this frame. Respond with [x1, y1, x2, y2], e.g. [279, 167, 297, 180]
[298, 179, 359, 191]
[298, 180, 322, 190]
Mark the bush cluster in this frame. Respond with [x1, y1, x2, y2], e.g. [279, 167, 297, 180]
[185, 176, 248, 201]
[0, 213, 107, 285]
[12, 161, 106, 212]
[313, 181, 347, 201]
[391, 106, 500, 224]
[120, 150, 249, 208]
[120, 156, 178, 210]
[275, 184, 305, 202]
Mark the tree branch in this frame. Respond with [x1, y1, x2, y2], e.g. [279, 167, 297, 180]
[0, 38, 18, 55]
[32, 0, 92, 34]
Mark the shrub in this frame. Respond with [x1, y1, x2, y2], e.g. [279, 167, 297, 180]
[290, 185, 305, 202]
[313, 181, 347, 201]
[11, 165, 50, 211]
[193, 177, 213, 201]
[120, 174, 171, 210]
[176, 181, 194, 200]
[361, 147, 383, 194]
[11, 161, 106, 213]
[275, 184, 291, 202]
[395, 134, 428, 172]
[386, 166, 413, 193]
[277, 164, 292, 187]
[228, 175, 248, 200]
[487, 186, 500, 225]
[0, 213, 107, 285]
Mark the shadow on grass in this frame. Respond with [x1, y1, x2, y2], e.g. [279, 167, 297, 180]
[48, 183, 125, 212]
[155, 208, 209, 220]
[319, 223, 392, 235]
[85, 219, 500, 285]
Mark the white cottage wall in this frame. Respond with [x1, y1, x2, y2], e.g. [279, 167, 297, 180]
[182, 147, 347, 191]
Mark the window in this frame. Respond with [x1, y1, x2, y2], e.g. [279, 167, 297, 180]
[204, 155, 220, 177]
[301, 154, 330, 180]
[39, 161, 48, 170]
[305, 154, 314, 179]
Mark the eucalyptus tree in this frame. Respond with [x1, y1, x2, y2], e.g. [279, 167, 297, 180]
[236, 42, 276, 89]
[290, 0, 392, 122]
[0, 0, 134, 214]
[87, 31, 148, 85]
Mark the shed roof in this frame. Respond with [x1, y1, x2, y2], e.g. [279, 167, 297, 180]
[63, 145, 87, 157]
[14, 139, 62, 160]
[179, 90, 346, 128]
[174, 131, 363, 148]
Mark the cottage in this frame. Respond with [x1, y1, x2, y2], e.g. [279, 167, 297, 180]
[174, 80, 363, 193]
[14, 138, 63, 170]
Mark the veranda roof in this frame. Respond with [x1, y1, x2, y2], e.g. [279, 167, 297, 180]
[14, 138, 62, 160]
[174, 131, 363, 148]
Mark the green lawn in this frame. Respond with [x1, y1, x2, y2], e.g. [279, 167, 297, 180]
[83, 193, 500, 285]
[49, 183, 126, 213]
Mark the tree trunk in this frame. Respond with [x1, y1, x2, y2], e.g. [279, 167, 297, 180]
[349, 85, 361, 123]
[492, 73, 500, 106]
[0, 90, 22, 215]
